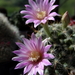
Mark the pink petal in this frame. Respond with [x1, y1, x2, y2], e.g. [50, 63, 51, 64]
[43, 0, 49, 5]
[20, 10, 32, 15]
[12, 50, 28, 56]
[48, 16, 55, 20]
[37, 37, 42, 50]
[26, 19, 34, 24]
[20, 10, 26, 14]
[31, 34, 42, 50]
[13, 50, 21, 55]
[28, 66, 37, 75]
[36, 0, 43, 8]
[44, 45, 52, 52]
[22, 38, 33, 50]
[50, 0, 56, 6]
[15, 42, 25, 49]
[23, 15, 33, 19]
[41, 18, 47, 24]
[36, 0, 43, 4]
[25, 5, 32, 10]
[24, 64, 33, 74]
[49, 12, 60, 17]
[37, 68, 43, 75]
[25, 4, 31, 8]
[30, 34, 39, 50]
[42, 59, 52, 66]
[12, 56, 28, 62]
[43, 0, 49, 10]
[23, 37, 39, 51]
[31, 33, 37, 41]
[38, 62, 44, 70]
[50, 5, 58, 12]
[15, 62, 28, 69]
[34, 20, 41, 28]
[34, 23, 40, 28]
[28, 0, 37, 10]
[44, 53, 55, 59]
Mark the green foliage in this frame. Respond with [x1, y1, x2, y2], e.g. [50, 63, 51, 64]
[12, 0, 28, 7]
[59, 0, 75, 16]
[0, 0, 22, 15]
[6, 6, 21, 15]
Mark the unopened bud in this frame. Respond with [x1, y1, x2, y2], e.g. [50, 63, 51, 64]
[61, 11, 70, 28]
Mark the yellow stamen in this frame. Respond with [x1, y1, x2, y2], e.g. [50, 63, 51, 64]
[37, 11, 46, 20]
[29, 51, 40, 62]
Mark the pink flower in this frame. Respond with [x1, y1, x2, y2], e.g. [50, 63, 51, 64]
[20, 0, 60, 28]
[12, 33, 54, 75]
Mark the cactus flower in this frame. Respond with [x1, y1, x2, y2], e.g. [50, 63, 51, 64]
[20, 0, 59, 28]
[12, 33, 54, 75]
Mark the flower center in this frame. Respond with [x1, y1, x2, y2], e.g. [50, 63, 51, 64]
[37, 11, 46, 20]
[29, 51, 40, 62]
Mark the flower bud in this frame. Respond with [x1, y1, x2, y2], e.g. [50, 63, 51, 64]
[61, 11, 70, 28]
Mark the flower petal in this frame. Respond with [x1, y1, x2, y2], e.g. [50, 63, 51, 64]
[48, 16, 55, 20]
[13, 50, 21, 55]
[44, 53, 55, 59]
[29, 0, 37, 10]
[12, 50, 28, 56]
[50, 0, 56, 6]
[38, 62, 44, 70]
[43, 0, 49, 6]
[51, 5, 58, 11]
[15, 42, 25, 49]
[34, 20, 41, 28]
[43, 0, 49, 10]
[20, 10, 31, 14]
[24, 64, 33, 74]
[25, 5, 32, 10]
[12, 56, 28, 62]
[44, 45, 52, 52]
[42, 59, 52, 66]
[26, 19, 34, 24]
[37, 37, 42, 50]
[15, 62, 28, 69]
[37, 68, 43, 75]
[28, 66, 37, 75]
[49, 12, 60, 17]
[41, 18, 47, 24]
[23, 15, 33, 19]
[31, 33, 37, 41]
[22, 38, 33, 50]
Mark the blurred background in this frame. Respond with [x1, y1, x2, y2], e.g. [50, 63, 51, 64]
[0, 0, 75, 17]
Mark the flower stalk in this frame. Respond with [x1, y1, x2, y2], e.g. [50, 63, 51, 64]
[42, 22, 51, 37]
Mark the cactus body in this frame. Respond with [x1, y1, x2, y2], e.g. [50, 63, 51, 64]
[36, 23, 75, 75]
[0, 13, 21, 62]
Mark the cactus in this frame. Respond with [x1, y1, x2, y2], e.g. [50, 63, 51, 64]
[0, 13, 21, 62]
[35, 16, 75, 75]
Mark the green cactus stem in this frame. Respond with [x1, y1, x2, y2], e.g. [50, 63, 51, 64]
[42, 22, 51, 37]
